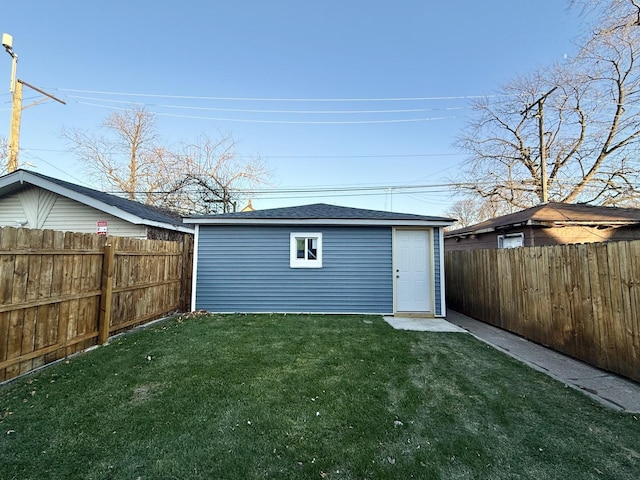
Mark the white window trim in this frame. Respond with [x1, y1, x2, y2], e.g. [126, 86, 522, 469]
[290, 232, 323, 268]
[497, 232, 524, 249]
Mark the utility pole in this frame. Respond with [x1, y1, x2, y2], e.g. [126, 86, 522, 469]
[521, 86, 557, 204]
[3, 33, 65, 173]
[8, 80, 22, 172]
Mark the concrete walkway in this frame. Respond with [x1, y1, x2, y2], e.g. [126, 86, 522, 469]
[383, 316, 467, 333]
[384, 311, 640, 413]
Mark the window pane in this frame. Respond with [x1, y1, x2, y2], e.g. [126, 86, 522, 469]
[307, 238, 317, 260]
[290, 232, 322, 268]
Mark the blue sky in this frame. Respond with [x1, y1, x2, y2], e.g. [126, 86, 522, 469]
[1, 1, 584, 216]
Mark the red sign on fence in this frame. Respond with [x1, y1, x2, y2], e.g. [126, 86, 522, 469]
[97, 220, 108, 235]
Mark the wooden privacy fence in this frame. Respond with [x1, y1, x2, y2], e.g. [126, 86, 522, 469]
[445, 241, 640, 382]
[0, 227, 193, 382]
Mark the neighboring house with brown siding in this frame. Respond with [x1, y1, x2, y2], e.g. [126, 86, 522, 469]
[444, 202, 640, 251]
[0, 169, 193, 240]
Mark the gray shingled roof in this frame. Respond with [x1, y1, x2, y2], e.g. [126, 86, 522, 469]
[187, 203, 454, 222]
[446, 202, 640, 237]
[0, 169, 190, 230]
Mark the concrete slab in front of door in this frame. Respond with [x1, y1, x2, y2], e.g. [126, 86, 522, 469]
[384, 316, 467, 332]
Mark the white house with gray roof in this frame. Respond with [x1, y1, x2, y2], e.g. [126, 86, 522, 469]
[0, 169, 193, 239]
[184, 203, 455, 316]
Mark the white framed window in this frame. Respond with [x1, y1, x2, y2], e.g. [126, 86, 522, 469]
[290, 232, 323, 268]
[497, 232, 524, 249]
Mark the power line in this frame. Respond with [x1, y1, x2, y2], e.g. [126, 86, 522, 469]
[18, 147, 467, 159]
[260, 153, 464, 159]
[67, 95, 470, 115]
[19, 151, 95, 188]
[106, 188, 458, 203]
[160, 105, 467, 115]
[250, 183, 469, 194]
[75, 101, 460, 124]
[248, 189, 456, 201]
[22, 147, 464, 159]
[105, 181, 475, 197]
[59, 88, 503, 103]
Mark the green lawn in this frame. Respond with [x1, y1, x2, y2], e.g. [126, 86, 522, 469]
[1, 313, 639, 479]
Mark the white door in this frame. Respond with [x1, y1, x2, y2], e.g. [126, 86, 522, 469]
[394, 229, 432, 313]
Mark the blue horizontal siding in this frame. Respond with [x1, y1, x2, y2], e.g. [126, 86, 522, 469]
[195, 225, 393, 313]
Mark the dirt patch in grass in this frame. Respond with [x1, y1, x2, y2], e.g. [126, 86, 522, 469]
[130, 382, 165, 405]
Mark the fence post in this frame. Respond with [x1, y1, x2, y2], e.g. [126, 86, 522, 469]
[180, 235, 193, 312]
[98, 244, 115, 344]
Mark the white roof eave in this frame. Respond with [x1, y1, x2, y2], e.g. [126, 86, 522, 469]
[3, 171, 192, 233]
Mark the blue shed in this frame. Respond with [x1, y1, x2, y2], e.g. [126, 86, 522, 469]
[184, 203, 455, 317]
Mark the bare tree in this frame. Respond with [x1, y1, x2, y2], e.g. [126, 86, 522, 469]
[570, 0, 640, 32]
[443, 198, 481, 230]
[0, 136, 35, 174]
[444, 196, 519, 230]
[0, 137, 7, 175]
[63, 107, 270, 214]
[62, 105, 166, 202]
[156, 134, 271, 215]
[456, 0, 640, 210]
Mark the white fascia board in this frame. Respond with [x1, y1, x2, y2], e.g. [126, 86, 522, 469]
[10, 173, 145, 222]
[7, 171, 192, 233]
[183, 218, 454, 227]
[470, 227, 496, 234]
[138, 219, 193, 233]
[548, 221, 635, 226]
[190, 224, 200, 312]
[445, 226, 495, 238]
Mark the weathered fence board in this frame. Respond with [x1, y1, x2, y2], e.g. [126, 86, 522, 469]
[445, 241, 640, 382]
[0, 227, 193, 382]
